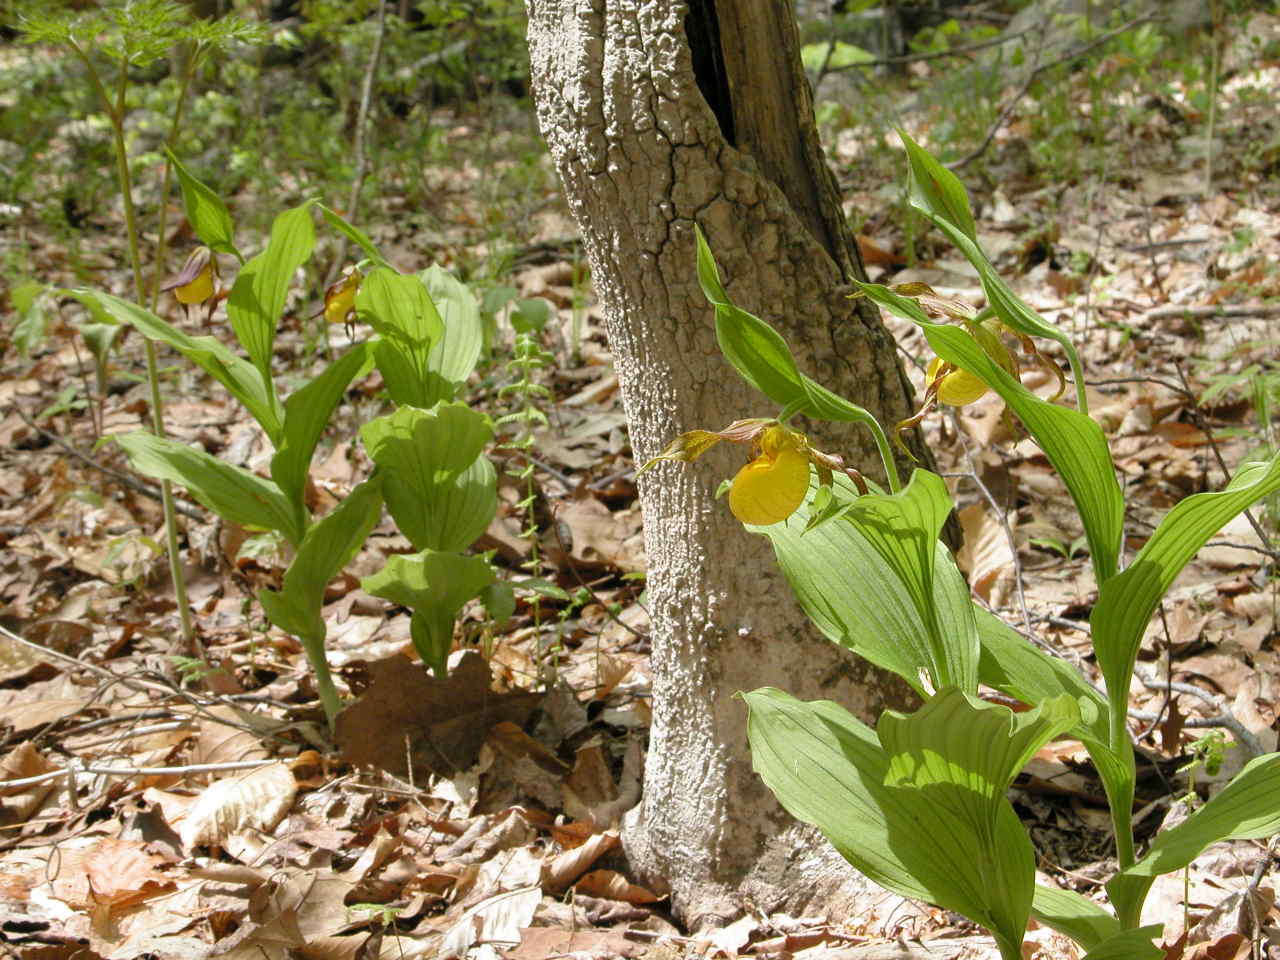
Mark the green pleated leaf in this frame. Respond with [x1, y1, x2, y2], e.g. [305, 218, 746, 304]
[361, 550, 495, 677]
[1030, 885, 1119, 951]
[360, 267, 447, 409]
[68, 290, 283, 442]
[13, 281, 53, 357]
[227, 201, 316, 380]
[270, 341, 374, 516]
[316, 203, 390, 268]
[1121, 752, 1280, 882]
[897, 132, 1087, 413]
[421, 264, 484, 396]
[258, 475, 383, 723]
[696, 226, 807, 409]
[877, 689, 1078, 955]
[1078, 928, 1164, 960]
[1030, 885, 1164, 958]
[360, 403, 496, 553]
[746, 687, 1075, 958]
[975, 607, 1108, 746]
[898, 130, 977, 243]
[856, 282, 1123, 582]
[1094, 453, 1280, 742]
[841, 469, 976, 691]
[115, 431, 303, 545]
[974, 606, 1137, 872]
[165, 147, 240, 259]
[758, 475, 966, 696]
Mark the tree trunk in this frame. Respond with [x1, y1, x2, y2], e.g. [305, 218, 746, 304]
[526, 0, 930, 929]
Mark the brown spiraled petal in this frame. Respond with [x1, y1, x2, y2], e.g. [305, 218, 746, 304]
[889, 281, 976, 321]
[637, 430, 724, 474]
[1015, 332, 1067, 400]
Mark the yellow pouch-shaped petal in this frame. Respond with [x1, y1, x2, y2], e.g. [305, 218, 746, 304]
[927, 357, 988, 406]
[324, 272, 360, 325]
[174, 267, 215, 305]
[729, 446, 810, 526]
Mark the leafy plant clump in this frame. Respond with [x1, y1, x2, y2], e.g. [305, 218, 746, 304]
[651, 134, 1280, 958]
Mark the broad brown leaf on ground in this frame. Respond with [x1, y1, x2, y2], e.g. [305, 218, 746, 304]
[335, 651, 541, 780]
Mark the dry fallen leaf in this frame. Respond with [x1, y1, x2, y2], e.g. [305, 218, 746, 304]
[542, 830, 620, 892]
[335, 651, 541, 780]
[573, 869, 660, 904]
[179, 762, 296, 853]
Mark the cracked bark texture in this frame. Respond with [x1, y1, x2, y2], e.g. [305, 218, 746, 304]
[526, 0, 929, 928]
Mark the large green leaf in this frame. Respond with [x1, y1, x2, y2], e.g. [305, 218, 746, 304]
[165, 147, 240, 260]
[115, 432, 304, 545]
[360, 403, 496, 553]
[856, 282, 1123, 582]
[360, 267, 447, 409]
[759, 475, 965, 696]
[227, 202, 316, 380]
[877, 689, 1079, 955]
[842, 469, 977, 691]
[258, 475, 383, 723]
[974, 607, 1137, 876]
[68, 290, 283, 442]
[975, 607, 1108, 746]
[361, 550, 495, 677]
[270, 342, 374, 516]
[1078, 929, 1163, 960]
[1030, 885, 1119, 950]
[1111, 753, 1280, 921]
[1094, 453, 1280, 744]
[316, 203, 390, 269]
[897, 132, 1087, 413]
[746, 687, 1076, 958]
[421, 264, 484, 395]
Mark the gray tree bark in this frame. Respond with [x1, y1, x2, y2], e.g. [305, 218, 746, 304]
[525, 0, 930, 928]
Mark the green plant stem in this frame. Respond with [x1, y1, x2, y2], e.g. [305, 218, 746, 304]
[84, 44, 197, 656]
[149, 42, 200, 311]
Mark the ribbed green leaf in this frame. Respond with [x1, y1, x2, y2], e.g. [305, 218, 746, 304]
[421, 265, 484, 395]
[69, 290, 283, 442]
[759, 476, 963, 696]
[1094, 453, 1280, 742]
[975, 607, 1108, 746]
[258, 475, 383, 723]
[877, 689, 1079, 955]
[165, 147, 239, 259]
[115, 431, 303, 545]
[360, 403, 495, 553]
[361, 267, 447, 409]
[1030, 885, 1119, 950]
[898, 130, 977, 242]
[1079, 928, 1164, 960]
[746, 687, 1075, 958]
[841, 469, 976, 691]
[316, 203, 389, 269]
[855, 282, 1123, 582]
[227, 202, 316, 380]
[361, 550, 495, 677]
[1122, 753, 1280, 881]
[270, 342, 374, 516]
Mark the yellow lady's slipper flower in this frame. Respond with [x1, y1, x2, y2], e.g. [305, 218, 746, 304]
[728, 428, 811, 525]
[641, 420, 865, 527]
[162, 246, 217, 306]
[926, 357, 988, 406]
[323, 270, 361, 326]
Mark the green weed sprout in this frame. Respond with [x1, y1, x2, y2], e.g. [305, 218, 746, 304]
[654, 134, 1280, 958]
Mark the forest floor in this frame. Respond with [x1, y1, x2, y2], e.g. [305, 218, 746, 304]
[2, 13, 1280, 960]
